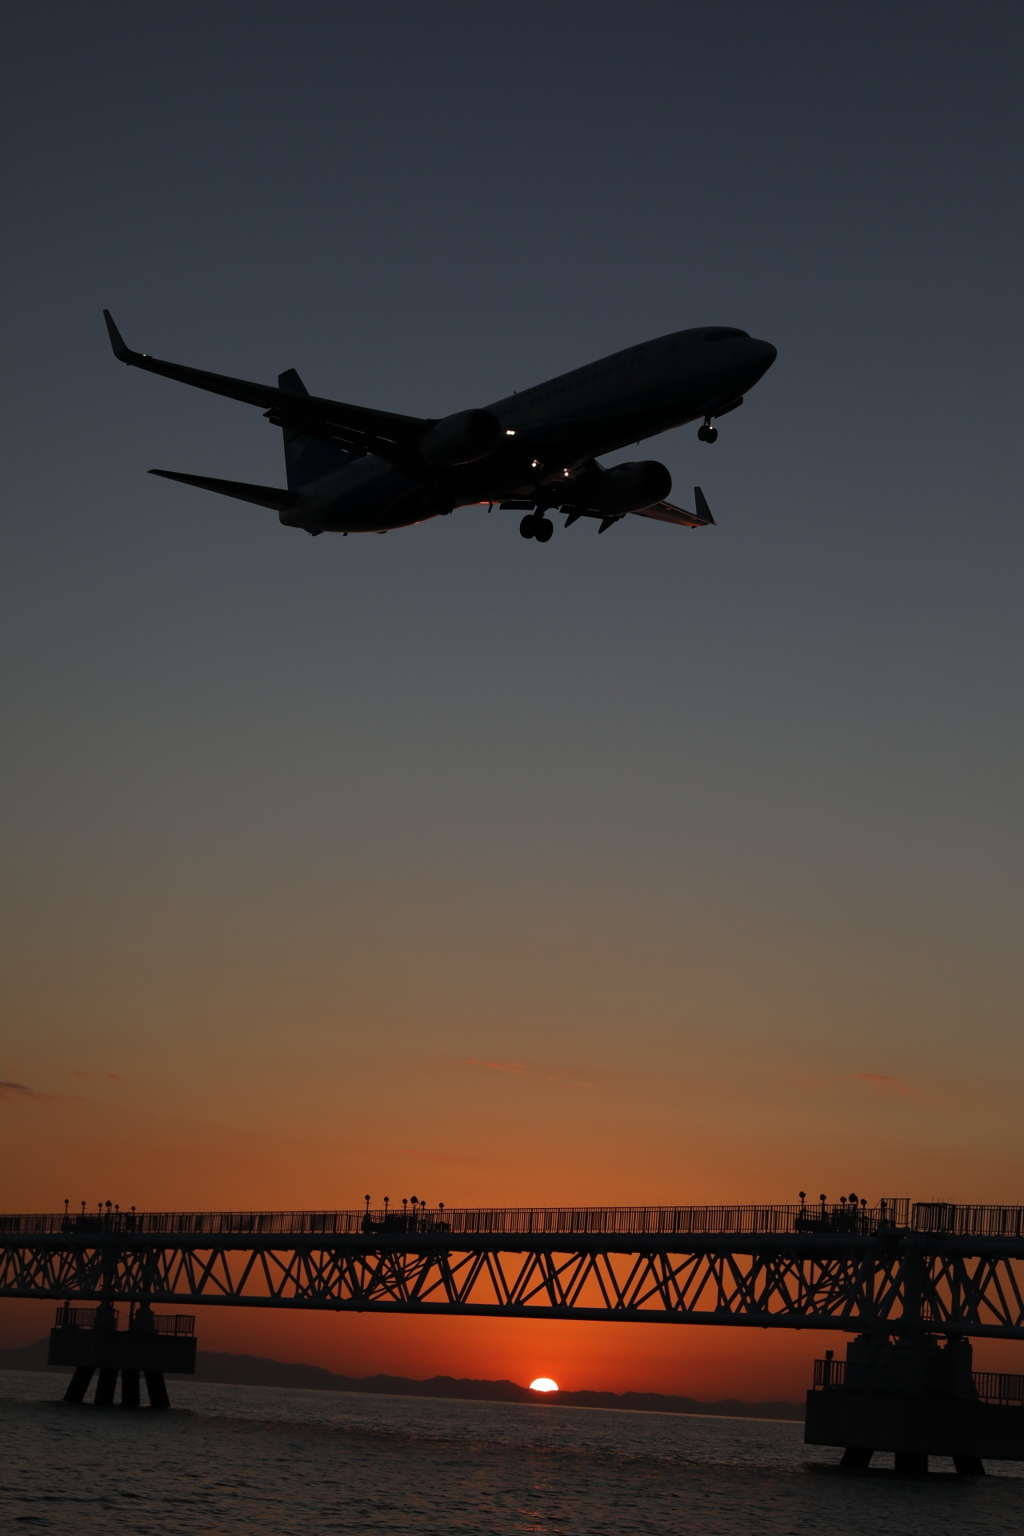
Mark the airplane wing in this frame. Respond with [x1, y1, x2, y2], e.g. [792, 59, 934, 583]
[104, 311, 429, 462]
[633, 487, 715, 528]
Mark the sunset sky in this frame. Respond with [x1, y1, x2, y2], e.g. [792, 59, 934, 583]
[2, 3, 1023, 1399]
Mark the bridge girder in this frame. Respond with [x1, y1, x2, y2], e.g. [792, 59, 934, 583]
[3, 1235, 1024, 1337]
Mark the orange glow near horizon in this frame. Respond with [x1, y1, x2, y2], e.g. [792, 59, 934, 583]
[4, 810, 1024, 1402]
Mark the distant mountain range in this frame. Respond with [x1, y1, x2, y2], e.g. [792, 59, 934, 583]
[0, 1337, 803, 1421]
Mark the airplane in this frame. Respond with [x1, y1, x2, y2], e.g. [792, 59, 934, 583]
[103, 311, 776, 543]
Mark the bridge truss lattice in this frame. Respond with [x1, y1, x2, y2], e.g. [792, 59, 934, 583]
[3, 1201, 1024, 1338]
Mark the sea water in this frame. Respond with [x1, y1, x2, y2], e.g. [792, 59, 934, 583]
[1, 1369, 1021, 1534]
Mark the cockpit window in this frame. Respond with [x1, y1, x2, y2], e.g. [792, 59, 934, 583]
[703, 328, 749, 340]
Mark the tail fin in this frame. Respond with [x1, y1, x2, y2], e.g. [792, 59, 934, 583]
[278, 369, 356, 490]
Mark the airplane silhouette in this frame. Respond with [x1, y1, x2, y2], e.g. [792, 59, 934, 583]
[104, 311, 776, 541]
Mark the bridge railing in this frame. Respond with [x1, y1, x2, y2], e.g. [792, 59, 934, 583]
[813, 1356, 846, 1389]
[147, 1314, 196, 1335]
[911, 1204, 1024, 1239]
[54, 1306, 120, 1329]
[972, 1371, 1024, 1405]
[53, 1306, 194, 1334]
[11, 1200, 1024, 1241]
[814, 1358, 1024, 1405]
[0, 1199, 919, 1238]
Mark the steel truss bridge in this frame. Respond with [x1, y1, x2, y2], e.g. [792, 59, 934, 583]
[3, 1199, 1024, 1339]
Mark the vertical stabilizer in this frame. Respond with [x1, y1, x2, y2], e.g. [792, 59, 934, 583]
[278, 369, 356, 490]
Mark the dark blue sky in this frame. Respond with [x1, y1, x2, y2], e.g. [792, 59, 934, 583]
[2, 3, 1023, 1241]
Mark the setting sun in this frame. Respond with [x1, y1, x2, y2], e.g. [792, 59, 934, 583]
[529, 1377, 559, 1393]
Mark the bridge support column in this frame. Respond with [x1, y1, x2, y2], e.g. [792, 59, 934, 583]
[839, 1446, 873, 1469]
[145, 1371, 170, 1409]
[63, 1366, 94, 1404]
[93, 1367, 118, 1406]
[121, 1368, 141, 1407]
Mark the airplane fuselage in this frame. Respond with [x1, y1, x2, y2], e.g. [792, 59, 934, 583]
[285, 326, 776, 533]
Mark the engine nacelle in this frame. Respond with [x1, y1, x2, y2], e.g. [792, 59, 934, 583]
[585, 460, 671, 514]
[419, 409, 501, 468]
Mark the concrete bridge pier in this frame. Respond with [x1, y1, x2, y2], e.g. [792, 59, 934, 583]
[806, 1334, 1024, 1473]
[49, 1304, 195, 1408]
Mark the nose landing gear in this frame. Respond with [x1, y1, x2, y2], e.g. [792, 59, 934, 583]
[697, 417, 719, 443]
[520, 513, 554, 542]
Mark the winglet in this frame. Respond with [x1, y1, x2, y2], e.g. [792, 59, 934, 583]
[694, 486, 715, 525]
[103, 309, 134, 363]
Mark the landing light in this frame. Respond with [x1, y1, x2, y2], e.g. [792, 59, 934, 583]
[505, 429, 516, 436]
[530, 1377, 559, 1392]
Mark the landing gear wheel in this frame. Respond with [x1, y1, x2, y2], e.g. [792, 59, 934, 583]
[705, 425, 718, 443]
[520, 515, 536, 539]
[535, 516, 554, 543]
[697, 423, 709, 442]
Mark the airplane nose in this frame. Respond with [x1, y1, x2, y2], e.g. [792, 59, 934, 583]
[745, 338, 777, 382]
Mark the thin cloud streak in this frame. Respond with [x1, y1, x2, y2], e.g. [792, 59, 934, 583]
[0, 1079, 82, 1103]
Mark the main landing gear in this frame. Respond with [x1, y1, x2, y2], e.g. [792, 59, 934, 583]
[520, 513, 554, 542]
[697, 417, 718, 443]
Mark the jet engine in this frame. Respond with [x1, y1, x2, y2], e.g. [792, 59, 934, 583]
[419, 409, 501, 467]
[579, 460, 671, 514]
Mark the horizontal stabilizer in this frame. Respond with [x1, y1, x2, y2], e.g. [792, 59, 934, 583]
[634, 487, 714, 529]
[149, 469, 297, 512]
